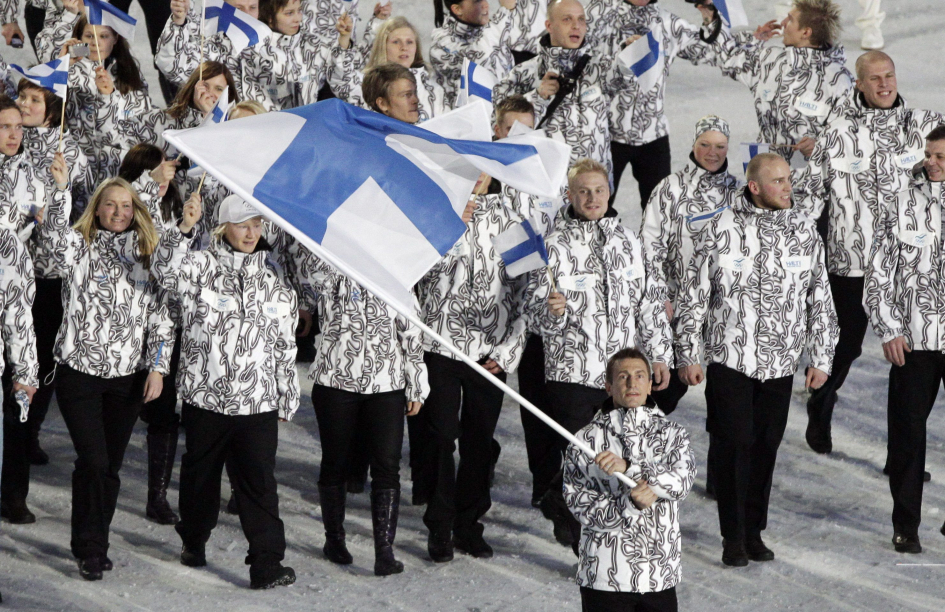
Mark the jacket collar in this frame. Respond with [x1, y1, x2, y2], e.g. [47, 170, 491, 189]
[538, 33, 587, 72]
[210, 236, 272, 273]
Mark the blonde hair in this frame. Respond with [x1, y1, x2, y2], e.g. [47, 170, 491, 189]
[366, 17, 425, 71]
[567, 158, 608, 190]
[73, 178, 158, 268]
[230, 100, 267, 117]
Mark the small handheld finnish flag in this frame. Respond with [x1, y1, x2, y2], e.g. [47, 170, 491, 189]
[458, 59, 496, 107]
[201, 87, 230, 126]
[491, 219, 549, 277]
[740, 142, 770, 174]
[83, 0, 137, 42]
[10, 58, 69, 99]
[617, 31, 663, 92]
[714, 0, 749, 29]
[204, 0, 272, 52]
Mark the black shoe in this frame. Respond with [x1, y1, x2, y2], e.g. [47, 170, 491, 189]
[745, 535, 775, 561]
[101, 556, 113, 571]
[225, 491, 239, 515]
[28, 438, 49, 466]
[77, 557, 103, 581]
[805, 422, 832, 454]
[180, 543, 207, 567]
[319, 485, 353, 565]
[250, 564, 296, 590]
[453, 530, 494, 559]
[1, 499, 36, 524]
[722, 539, 749, 567]
[145, 432, 180, 525]
[427, 530, 454, 563]
[538, 490, 575, 547]
[882, 466, 931, 482]
[371, 489, 404, 576]
[892, 532, 921, 554]
[531, 493, 543, 509]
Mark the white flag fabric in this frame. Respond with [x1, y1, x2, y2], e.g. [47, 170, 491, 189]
[201, 87, 230, 126]
[164, 99, 570, 310]
[9, 57, 69, 99]
[715, 0, 749, 29]
[457, 58, 496, 108]
[203, 0, 271, 52]
[83, 0, 136, 42]
[491, 219, 548, 277]
[617, 30, 663, 92]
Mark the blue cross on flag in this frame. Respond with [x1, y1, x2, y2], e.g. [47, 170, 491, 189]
[715, 0, 749, 29]
[491, 219, 548, 277]
[84, 0, 136, 42]
[617, 31, 662, 92]
[740, 142, 770, 174]
[164, 99, 570, 310]
[204, 0, 272, 52]
[10, 57, 69, 99]
[201, 86, 230, 126]
[458, 59, 496, 108]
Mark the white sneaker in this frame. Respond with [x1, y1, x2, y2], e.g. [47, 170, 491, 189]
[861, 26, 885, 50]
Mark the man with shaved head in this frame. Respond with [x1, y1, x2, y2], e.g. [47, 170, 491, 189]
[493, 0, 624, 175]
[795, 50, 944, 456]
[674, 153, 838, 567]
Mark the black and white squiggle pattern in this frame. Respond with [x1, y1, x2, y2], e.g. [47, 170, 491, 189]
[430, 7, 517, 109]
[525, 211, 672, 389]
[327, 48, 447, 122]
[155, 13, 251, 98]
[674, 194, 838, 380]
[242, 31, 334, 111]
[563, 401, 695, 594]
[115, 105, 205, 157]
[641, 158, 742, 307]
[0, 227, 40, 389]
[151, 227, 300, 419]
[415, 194, 528, 373]
[295, 249, 429, 402]
[494, 36, 623, 174]
[794, 94, 943, 276]
[22, 126, 93, 219]
[36, 187, 176, 378]
[865, 172, 945, 350]
[711, 30, 854, 149]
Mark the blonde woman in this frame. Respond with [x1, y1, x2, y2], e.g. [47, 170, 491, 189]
[44, 155, 176, 582]
[329, 16, 447, 122]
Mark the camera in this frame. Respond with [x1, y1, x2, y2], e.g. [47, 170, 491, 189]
[70, 43, 90, 58]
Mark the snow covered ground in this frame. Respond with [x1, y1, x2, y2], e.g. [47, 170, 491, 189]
[1, 0, 945, 610]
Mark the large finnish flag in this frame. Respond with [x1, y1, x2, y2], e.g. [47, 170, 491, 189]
[715, 0, 749, 29]
[491, 219, 548, 278]
[10, 58, 69, 99]
[84, 0, 136, 42]
[617, 31, 662, 92]
[458, 59, 496, 107]
[204, 0, 271, 52]
[164, 99, 570, 309]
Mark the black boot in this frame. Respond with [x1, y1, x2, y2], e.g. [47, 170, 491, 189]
[250, 563, 296, 589]
[371, 489, 404, 576]
[319, 485, 353, 565]
[0, 499, 36, 524]
[145, 432, 180, 525]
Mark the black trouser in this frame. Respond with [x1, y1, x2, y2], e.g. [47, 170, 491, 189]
[705, 363, 792, 541]
[139, 329, 182, 436]
[311, 385, 405, 492]
[176, 403, 285, 569]
[649, 367, 688, 416]
[418, 352, 506, 537]
[517, 335, 557, 500]
[2, 366, 28, 504]
[581, 586, 677, 612]
[610, 136, 672, 209]
[56, 364, 146, 559]
[27, 278, 64, 446]
[24, 3, 45, 53]
[542, 381, 610, 501]
[887, 350, 944, 534]
[807, 275, 868, 435]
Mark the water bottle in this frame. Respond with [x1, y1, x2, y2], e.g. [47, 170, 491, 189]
[15, 389, 29, 423]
